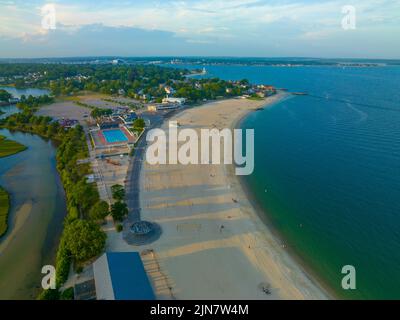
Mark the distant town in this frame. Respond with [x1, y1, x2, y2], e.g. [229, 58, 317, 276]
[0, 56, 396, 67]
[0, 62, 276, 104]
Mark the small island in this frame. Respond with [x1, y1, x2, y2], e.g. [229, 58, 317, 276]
[0, 135, 27, 158]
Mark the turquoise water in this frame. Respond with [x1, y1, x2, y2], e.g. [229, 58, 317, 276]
[169, 63, 400, 299]
[103, 129, 128, 143]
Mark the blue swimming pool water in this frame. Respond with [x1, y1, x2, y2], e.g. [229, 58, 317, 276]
[103, 129, 128, 143]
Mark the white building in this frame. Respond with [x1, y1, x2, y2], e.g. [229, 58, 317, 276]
[112, 59, 125, 65]
[147, 104, 179, 112]
[162, 97, 186, 105]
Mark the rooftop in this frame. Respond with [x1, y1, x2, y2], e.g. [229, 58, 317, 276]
[93, 252, 155, 300]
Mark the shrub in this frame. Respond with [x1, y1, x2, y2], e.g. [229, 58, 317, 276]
[111, 201, 128, 222]
[37, 289, 60, 300]
[89, 200, 109, 221]
[116, 224, 123, 232]
[55, 239, 71, 288]
[111, 184, 125, 201]
[133, 118, 145, 131]
[66, 205, 79, 222]
[60, 287, 74, 300]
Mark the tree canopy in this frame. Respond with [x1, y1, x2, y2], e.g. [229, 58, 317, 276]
[111, 184, 125, 201]
[17, 94, 53, 111]
[89, 200, 110, 221]
[0, 63, 250, 103]
[89, 107, 113, 118]
[132, 118, 145, 132]
[0, 89, 12, 102]
[63, 220, 106, 262]
[111, 201, 128, 222]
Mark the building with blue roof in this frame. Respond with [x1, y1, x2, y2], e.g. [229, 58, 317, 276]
[93, 252, 155, 300]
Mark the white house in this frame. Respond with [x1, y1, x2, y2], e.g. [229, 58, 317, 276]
[162, 97, 186, 105]
[148, 104, 179, 112]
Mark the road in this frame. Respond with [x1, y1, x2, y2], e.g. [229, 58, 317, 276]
[125, 108, 183, 223]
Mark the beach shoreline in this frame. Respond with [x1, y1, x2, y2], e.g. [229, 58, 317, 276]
[111, 93, 332, 299]
[142, 94, 330, 299]
[231, 94, 338, 300]
[221, 94, 333, 299]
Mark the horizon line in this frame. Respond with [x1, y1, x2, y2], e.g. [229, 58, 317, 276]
[0, 55, 399, 61]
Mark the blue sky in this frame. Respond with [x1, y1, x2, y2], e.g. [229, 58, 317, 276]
[0, 0, 399, 58]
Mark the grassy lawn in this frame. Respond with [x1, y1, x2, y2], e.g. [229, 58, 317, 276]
[0, 186, 10, 237]
[0, 135, 27, 158]
[247, 95, 264, 101]
[62, 91, 110, 101]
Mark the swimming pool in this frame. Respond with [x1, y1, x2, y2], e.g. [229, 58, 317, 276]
[102, 129, 128, 143]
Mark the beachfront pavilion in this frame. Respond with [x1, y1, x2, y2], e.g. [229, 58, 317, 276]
[93, 252, 155, 300]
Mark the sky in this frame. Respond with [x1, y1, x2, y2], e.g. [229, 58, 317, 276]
[0, 0, 399, 59]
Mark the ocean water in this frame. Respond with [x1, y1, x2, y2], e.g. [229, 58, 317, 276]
[169, 63, 400, 299]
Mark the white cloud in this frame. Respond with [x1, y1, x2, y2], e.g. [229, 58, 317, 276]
[0, 0, 399, 58]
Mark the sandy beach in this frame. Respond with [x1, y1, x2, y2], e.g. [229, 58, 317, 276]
[108, 93, 330, 300]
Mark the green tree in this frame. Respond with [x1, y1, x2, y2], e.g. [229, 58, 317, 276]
[63, 220, 106, 262]
[111, 201, 128, 222]
[0, 89, 12, 102]
[90, 107, 112, 118]
[55, 240, 71, 287]
[72, 179, 100, 216]
[116, 224, 123, 232]
[89, 200, 109, 221]
[111, 184, 125, 201]
[132, 118, 145, 132]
